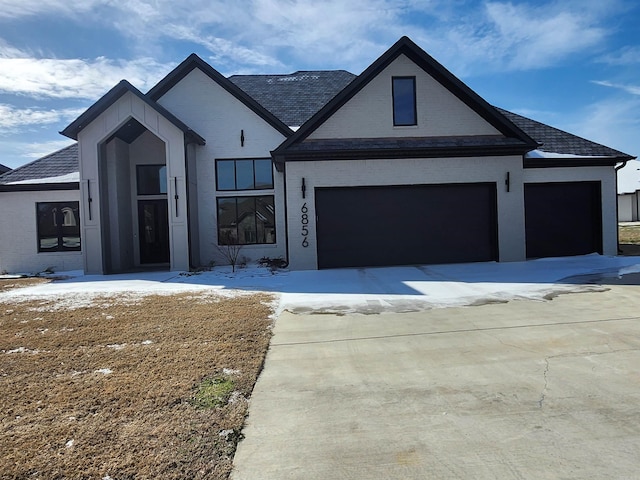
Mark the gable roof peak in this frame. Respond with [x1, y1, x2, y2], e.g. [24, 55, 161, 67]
[147, 52, 292, 137]
[273, 36, 539, 159]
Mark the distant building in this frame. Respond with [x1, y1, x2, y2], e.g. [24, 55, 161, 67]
[617, 160, 640, 221]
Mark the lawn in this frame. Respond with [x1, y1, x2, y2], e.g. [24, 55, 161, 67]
[0, 278, 274, 479]
[619, 224, 640, 256]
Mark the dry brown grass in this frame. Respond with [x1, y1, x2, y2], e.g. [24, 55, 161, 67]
[0, 277, 51, 292]
[619, 225, 640, 244]
[0, 284, 274, 480]
[618, 225, 640, 256]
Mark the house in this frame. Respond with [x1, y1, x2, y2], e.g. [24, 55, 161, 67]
[0, 145, 81, 274]
[617, 160, 640, 222]
[0, 36, 635, 275]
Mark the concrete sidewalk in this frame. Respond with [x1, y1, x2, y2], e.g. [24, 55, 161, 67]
[232, 286, 640, 479]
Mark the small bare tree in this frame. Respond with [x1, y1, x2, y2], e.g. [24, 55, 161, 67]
[215, 237, 243, 273]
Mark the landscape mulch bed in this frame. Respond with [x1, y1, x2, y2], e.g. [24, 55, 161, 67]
[0, 280, 274, 479]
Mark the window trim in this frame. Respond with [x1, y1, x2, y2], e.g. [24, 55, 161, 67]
[216, 195, 276, 246]
[136, 164, 167, 196]
[36, 201, 81, 253]
[392, 76, 417, 127]
[215, 158, 274, 191]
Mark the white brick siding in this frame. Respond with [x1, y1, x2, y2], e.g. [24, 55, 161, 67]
[156, 69, 288, 266]
[285, 156, 526, 270]
[0, 190, 83, 274]
[309, 54, 501, 140]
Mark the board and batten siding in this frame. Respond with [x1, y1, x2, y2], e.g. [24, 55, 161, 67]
[155, 68, 288, 267]
[77, 90, 189, 274]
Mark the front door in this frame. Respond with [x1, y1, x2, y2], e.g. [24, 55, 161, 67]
[138, 199, 170, 264]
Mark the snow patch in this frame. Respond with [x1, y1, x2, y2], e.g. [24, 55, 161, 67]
[6, 172, 80, 184]
[5, 347, 39, 354]
[94, 368, 112, 375]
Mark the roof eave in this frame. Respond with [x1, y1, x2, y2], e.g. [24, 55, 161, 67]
[60, 80, 206, 145]
[274, 143, 533, 164]
[274, 36, 539, 156]
[0, 182, 80, 192]
[524, 155, 634, 168]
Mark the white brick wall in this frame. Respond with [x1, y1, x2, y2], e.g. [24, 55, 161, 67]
[285, 156, 526, 270]
[523, 166, 619, 255]
[0, 190, 83, 274]
[157, 69, 288, 266]
[309, 54, 501, 140]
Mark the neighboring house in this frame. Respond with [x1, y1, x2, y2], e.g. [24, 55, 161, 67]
[617, 160, 640, 221]
[0, 164, 11, 175]
[0, 145, 82, 274]
[0, 36, 635, 274]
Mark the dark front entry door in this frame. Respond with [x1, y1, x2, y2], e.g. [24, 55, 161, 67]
[138, 199, 170, 264]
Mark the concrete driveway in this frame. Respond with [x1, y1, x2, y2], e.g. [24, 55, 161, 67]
[232, 284, 640, 479]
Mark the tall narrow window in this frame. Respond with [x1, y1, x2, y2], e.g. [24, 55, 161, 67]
[392, 77, 417, 126]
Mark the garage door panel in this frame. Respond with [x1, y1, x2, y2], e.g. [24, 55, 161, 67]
[524, 182, 602, 258]
[315, 183, 497, 269]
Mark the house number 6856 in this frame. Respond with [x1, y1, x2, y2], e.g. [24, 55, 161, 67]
[301, 203, 309, 247]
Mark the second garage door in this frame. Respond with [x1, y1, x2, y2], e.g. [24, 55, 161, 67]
[315, 183, 498, 269]
[524, 182, 602, 258]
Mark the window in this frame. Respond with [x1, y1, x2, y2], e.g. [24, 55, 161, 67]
[217, 196, 275, 245]
[137, 165, 167, 195]
[392, 76, 417, 126]
[216, 159, 273, 191]
[36, 202, 81, 252]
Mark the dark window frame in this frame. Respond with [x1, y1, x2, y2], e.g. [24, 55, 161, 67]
[392, 76, 417, 126]
[216, 195, 276, 245]
[215, 158, 274, 191]
[36, 201, 81, 253]
[136, 164, 167, 195]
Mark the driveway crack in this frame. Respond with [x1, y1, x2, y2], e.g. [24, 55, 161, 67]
[538, 357, 550, 408]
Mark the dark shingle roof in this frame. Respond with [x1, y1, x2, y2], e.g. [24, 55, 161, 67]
[496, 107, 632, 159]
[0, 163, 11, 175]
[0, 144, 78, 184]
[228, 70, 356, 127]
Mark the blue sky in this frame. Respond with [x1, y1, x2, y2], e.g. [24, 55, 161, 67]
[0, 0, 639, 169]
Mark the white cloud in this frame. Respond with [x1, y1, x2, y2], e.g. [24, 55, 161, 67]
[0, 0, 105, 18]
[0, 57, 173, 99]
[19, 139, 77, 159]
[569, 97, 640, 157]
[483, 2, 607, 70]
[592, 80, 640, 96]
[597, 45, 640, 65]
[0, 104, 84, 131]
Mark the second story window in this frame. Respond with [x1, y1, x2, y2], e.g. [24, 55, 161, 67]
[392, 76, 417, 126]
[216, 158, 273, 191]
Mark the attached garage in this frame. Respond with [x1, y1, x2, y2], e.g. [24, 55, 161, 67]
[524, 182, 602, 258]
[315, 183, 498, 269]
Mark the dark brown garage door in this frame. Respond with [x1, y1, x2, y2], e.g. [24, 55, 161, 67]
[315, 183, 498, 269]
[524, 182, 602, 259]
